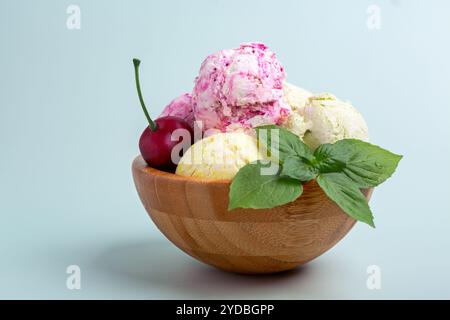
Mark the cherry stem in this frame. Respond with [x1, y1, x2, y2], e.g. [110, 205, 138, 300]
[133, 58, 158, 131]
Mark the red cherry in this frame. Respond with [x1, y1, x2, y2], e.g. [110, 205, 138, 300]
[139, 116, 193, 172]
[133, 59, 194, 172]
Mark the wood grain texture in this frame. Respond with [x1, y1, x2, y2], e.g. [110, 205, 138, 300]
[132, 156, 373, 274]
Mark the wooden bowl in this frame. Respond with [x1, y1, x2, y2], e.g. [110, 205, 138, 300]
[132, 156, 372, 274]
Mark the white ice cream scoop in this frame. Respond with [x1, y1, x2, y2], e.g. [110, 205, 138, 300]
[302, 93, 369, 149]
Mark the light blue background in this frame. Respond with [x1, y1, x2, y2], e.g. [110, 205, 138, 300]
[1, 0, 449, 299]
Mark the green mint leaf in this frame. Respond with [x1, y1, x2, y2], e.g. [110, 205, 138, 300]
[256, 125, 315, 163]
[280, 156, 318, 182]
[314, 139, 402, 188]
[317, 172, 375, 227]
[229, 161, 303, 210]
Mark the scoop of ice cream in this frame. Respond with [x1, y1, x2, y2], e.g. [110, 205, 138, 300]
[192, 42, 291, 133]
[281, 82, 313, 138]
[176, 132, 263, 180]
[283, 82, 313, 111]
[159, 93, 195, 128]
[302, 93, 369, 149]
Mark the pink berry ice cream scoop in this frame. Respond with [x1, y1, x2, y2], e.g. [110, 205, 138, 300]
[159, 93, 195, 129]
[192, 42, 291, 132]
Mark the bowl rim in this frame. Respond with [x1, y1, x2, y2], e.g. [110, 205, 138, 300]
[132, 156, 233, 186]
[133, 156, 373, 197]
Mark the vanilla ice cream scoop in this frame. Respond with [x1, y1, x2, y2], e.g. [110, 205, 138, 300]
[176, 132, 263, 180]
[282, 82, 313, 139]
[302, 93, 369, 149]
[192, 43, 291, 133]
[283, 82, 313, 111]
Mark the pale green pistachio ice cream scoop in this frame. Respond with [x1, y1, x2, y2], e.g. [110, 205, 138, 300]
[302, 93, 369, 149]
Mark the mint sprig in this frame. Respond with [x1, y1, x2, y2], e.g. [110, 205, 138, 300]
[256, 125, 315, 162]
[228, 161, 303, 210]
[317, 173, 375, 227]
[229, 126, 402, 227]
[314, 139, 403, 188]
[280, 156, 318, 181]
